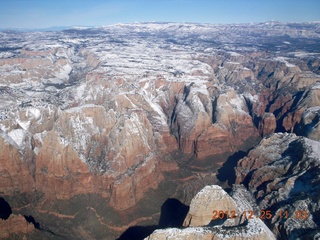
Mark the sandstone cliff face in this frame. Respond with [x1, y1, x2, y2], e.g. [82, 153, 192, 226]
[35, 104, 166, 210]
[171, 83, 212, 154]
[0, 131, 35, 195]
[171, 87, 260, 160]
[0, 23, 319, 239]
[235, 133, 320, 239]
[183, 185, 238, 227]
[145, 185, 275, 240]
[0, 214, 35, 239]
[258, 113, 276, 137]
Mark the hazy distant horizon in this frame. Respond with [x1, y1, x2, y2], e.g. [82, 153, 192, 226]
[1, 20, 320, 32]
[1, 0, 319, 29]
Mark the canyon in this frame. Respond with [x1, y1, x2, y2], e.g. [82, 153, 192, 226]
[0, 21, 319, 239]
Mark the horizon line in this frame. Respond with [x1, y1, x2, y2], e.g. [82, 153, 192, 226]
[1, 20, 320, 32]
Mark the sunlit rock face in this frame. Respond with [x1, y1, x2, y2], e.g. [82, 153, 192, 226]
[171, 86, 260, 159]
[0, 22, 319, 239]
[183, 185, 238, 227]
[235, 133, 320, 240]
[145, 185, 276, 240]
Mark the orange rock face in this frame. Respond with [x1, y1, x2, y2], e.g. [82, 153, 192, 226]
[0, 214, 34, 239]
[172, 88, 260, 160]
[33, 105, 167, 210]
[0, 133, 35, 195]
[258, 113, 276, 137]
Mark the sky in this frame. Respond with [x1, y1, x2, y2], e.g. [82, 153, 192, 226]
[0, 0, 319, 29]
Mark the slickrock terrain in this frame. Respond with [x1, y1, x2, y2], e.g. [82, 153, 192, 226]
[183, 185, 239, 227]
[145, 185, 276, 240]
[0, 22, 319, 239]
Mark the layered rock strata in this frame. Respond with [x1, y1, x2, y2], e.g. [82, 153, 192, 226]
[0, 22, 319, 239]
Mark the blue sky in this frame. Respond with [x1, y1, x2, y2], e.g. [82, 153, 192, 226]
[1, 0, 319, 29]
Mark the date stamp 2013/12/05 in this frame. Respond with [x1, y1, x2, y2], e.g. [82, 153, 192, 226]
[212, 210, 309, 220]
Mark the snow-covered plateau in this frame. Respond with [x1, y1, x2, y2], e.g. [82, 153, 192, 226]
[0, 22, 319, 240]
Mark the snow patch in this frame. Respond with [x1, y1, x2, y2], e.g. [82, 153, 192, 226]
[305, 138, 320, 160]
[65, 104, 99, 113]
[228, 51, 242, 56]
[0, 131, 20, 149]
[0, 124, 8, 132]
[190, 83, 209, 95]
[303, 106, 320, 119]
[54, 63, 72, 80]
[8, 129, 26, 148]
[144, 94, 167, 127]
[243, 93, 259, 103]
[274, 57, 296, 68]
[27, 107, 41, 120]
[230, 95, 247, 114]
[17, 119, 30, 130]
[33, 131, 47, 146]
[311, 82, 320, 90]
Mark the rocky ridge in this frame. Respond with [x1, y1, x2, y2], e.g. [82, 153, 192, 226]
[145, 185, 276, 240]
[235, 133, 320, 239]
[0, 22, 319, 239]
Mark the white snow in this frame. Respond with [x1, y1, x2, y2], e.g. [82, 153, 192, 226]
[226, 61, 240, 65]
[305, 138, 320, 160]
[27, 107, 41, 120]
[230, 95, 247, 114]
[54, 63, 72, 80]
[65, 104, 99, 113]
[59, 135, 70, 147]
[8, 129, 26, 148]
[293, 51, 318, 58]
[143, 94, 167, 127]
[274, 57, 296, 68]
[311, 82, 320, 90]
[33, 131, 47, 146]
[228, 51, 242, 56]
[243, 93, 259, 103]
[16, 119, 30, 130]
[0, 131, 20, 149]
[190, 83, 209, 95]
[303, 106, 320, 119]
[0, 124, 8, 132]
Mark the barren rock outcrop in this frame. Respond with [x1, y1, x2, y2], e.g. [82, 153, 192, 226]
[0, 131, 35, 195]
[0, 214, 34, 239]
[235, 133, 320, 239]
[183, 185, 238, 227]
[258, 112, 276, 137]
[171, 87, 260, 160]
[296, 106, 320, 141]
[145, 185, 275, 240]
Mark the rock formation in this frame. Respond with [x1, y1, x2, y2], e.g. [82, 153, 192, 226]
[145, 185, 276, 240]
[0, 22, 319, 239]
[235, 133, 320, 239]
[183, 185, 239, 227]
[0, 214, 35, 239]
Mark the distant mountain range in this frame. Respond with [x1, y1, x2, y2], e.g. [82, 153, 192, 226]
[1, 20, 319, 32]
